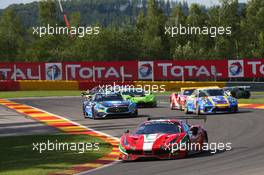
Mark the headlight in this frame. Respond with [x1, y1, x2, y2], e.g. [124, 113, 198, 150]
[123, 137, 129, 146]
[96, 104, 105, 110]
[202, 99, 210, 104]
[146, 95, 155, 101]
[229, 98, 237, 103]
[129, 103, 136, 108]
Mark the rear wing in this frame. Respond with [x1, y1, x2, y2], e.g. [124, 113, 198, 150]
[180, 87, 200, 91]
[223, 86, 251, 90]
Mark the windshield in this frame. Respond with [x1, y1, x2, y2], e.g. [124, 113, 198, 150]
[122, 90, 145, 96]
[183, 89, 195, 95]
[135, 122, 180, 134]
[94, 94, 124, 102]
[199, 89, 225, 97]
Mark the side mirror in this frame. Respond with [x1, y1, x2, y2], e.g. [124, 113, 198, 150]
[125, 130, 130, 133]
[81, 91, 89, 97]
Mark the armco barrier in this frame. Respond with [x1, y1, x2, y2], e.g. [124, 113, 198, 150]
[134, 81, 226, 91]
[18, 80, 79, 90]
[0, 81, 20, 91]
[0, 81, 226, 91]
[78, 81, 135, 90]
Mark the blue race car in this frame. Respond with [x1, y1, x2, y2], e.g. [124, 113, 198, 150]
[82, 92, 138, 119]
[185, 87, 238, 115]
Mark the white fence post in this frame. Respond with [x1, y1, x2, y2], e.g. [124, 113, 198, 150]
[13, 64, 17, 81]
[38, 65, 41, 80]
[92, 66, 95, 82]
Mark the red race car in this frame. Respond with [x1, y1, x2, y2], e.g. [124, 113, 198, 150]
[119, 117, 208, 161]
[170, 87, 196, 110]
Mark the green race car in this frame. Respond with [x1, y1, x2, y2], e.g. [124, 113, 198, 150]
[121, 89, 157, 107]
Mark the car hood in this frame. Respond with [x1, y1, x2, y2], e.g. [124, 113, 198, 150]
[206, 96, 228, 105]
[121, 133, 186, 151]
[99, 101, 130, 107]
[126, 94, 155, 101]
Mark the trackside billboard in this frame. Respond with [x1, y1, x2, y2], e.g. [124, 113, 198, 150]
[0, 59, 263, 81]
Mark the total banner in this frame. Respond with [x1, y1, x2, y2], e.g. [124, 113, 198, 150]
[0, 59, 263, 81]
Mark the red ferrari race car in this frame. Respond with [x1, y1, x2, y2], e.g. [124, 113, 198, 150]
[119, 117, 208, 161]
[170, 87, 197, 110]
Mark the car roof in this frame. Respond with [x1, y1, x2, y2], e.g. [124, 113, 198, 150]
[95, 92, 120, 95]
[121, 88, 144, 92]
[143, 119, 181, 125]
[197, 87, 221, 90]
[181, 87, 198, 91]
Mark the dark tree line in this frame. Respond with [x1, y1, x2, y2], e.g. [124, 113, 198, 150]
[0, 0, 263, 62]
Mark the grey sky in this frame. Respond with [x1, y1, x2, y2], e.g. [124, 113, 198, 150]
[0, 0, 249, 9]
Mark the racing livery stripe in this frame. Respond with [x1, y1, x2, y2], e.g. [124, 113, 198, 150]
[224, 96, 230, 106]
[0, 99, 120, 175]
[208, 97, 215, 106]
[143, 134, 162, 151]
[119, 144, 128, 155]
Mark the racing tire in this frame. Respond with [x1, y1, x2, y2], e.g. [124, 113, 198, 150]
[244, 91, 251, 99]
[204, 132, 208, 144]
[233, 105, 238, 113]
[83, 105, 88, 118]
[83, 112, 88, 118]
[170, 104, 174, 110]
[179, 104, 183, 111]
[132, 109, 138, 117]
[202, 132, 209, 153]
[185, 137, 191, 157]
[195, 104, 201, 115]
[184, 106, 190, 114]
[91, 107, 97, 120]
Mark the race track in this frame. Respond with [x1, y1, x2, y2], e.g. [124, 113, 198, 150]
[13, 97, 264, 175]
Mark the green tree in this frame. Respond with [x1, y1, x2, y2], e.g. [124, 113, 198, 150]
[139, 0, 169, 59]
[216, 0, 240, 59]
[39, 0, 57, 26]
[169, 3, 187, 59]
[240, 0, 264, 58]
[0, 8, 25, 61]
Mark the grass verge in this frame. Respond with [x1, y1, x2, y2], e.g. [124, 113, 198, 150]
[0, 91, 82, 98]
[238, 98, 264, 104]
[0, 134, 112, 175]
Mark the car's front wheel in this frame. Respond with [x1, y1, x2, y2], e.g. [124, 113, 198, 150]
[184, 105, 190, 114]
[170, 103, 174, 110]
[195, 104, 201, 115]
[233, 105, 238, 113]
[131, 109, 138, 117]
[91, 107, 97, 120]
[83, 105, 88, 118]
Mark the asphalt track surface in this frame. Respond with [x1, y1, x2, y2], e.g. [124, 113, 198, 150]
[13, 97, 264, 175]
